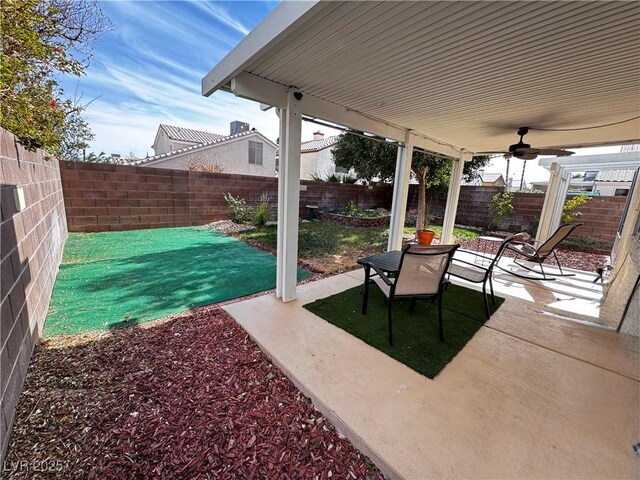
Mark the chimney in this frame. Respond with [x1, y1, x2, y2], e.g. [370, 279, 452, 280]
[313, 131, 324, 140]
[230, 120, 250, 135]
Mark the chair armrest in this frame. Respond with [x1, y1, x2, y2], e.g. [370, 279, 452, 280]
[456, 249, 496, 262]
[451, 257, 489, 270]
[370, 263, 394, 286]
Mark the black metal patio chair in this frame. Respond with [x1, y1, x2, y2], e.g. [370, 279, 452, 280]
[447, 235, 514, 319]
[362, 244, 459, 346]
[505, 223, 583, 281]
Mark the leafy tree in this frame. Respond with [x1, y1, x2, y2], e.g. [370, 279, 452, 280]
[332, 130, 490, 229]
[57, 103, 94, 160]
[1, 0, 108, 152]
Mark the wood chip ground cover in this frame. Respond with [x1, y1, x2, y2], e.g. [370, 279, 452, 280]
[5, 308, 383, 479]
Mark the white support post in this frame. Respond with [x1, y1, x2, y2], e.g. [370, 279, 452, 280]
[387, 131, 414, 251]
[275, 108, 286, 298]
[276, 91, 303, 302]
[535, 162, 571, 244]
[441, 152, 471, 244]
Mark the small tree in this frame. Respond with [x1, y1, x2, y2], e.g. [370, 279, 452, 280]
[489, 192, 515, 229]
[562, 195, 590, 223]
[332, 129, 490, 231]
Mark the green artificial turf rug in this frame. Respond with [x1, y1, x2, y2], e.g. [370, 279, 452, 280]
[304, 283, 504, 379]
[44, 227, 310, 337]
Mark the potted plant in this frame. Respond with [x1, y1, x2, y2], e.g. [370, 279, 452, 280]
[416, 209, 436, 245]
[415, 167, 436, 245]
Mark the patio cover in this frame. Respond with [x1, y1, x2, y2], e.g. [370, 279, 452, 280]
[202, 1, 640, 301]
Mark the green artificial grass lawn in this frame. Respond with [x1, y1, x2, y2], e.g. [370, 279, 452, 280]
[304, 284, 504, 379]
[44, 227, 310, 337]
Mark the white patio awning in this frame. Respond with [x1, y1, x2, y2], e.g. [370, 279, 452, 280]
[202, 1, 640, 301]
[203, 1, 640, 155]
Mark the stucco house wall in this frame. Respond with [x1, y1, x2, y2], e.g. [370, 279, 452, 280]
[595, 181, 632, 196]
[301, 148, 337, 180]
[142, 134, 276, 177]
[602, 176, 640, 336]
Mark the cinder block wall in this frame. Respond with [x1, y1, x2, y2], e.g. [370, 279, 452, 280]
[60, 161, 625, 242]
[59, 161, 392, 231]
[0, 129, 67, 457]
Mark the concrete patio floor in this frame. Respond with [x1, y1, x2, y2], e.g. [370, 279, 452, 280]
[223, 255, 639, 479]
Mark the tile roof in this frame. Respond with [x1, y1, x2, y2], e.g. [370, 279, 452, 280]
[132, 130, 256, 166]
[595, 169, 636, 182]
[300, 135, 340, 152]
[160, 124, 226, 144]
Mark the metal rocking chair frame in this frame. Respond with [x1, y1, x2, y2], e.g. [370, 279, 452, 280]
[504, 223, 583, 281]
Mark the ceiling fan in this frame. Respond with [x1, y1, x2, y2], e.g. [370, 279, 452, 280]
[497, 127, 575, 160]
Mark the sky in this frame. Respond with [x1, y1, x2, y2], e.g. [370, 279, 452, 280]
[59, 0, 295, 158]
[59, 0, 622, 182]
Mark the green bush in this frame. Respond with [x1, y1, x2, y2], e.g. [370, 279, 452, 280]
[253, 194, 272, 227]
[223, 192, 251, 223]
[489, 192, 514, 229]
[562, 194, 590, 223]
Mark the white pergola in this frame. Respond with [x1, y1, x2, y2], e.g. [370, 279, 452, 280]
[202, 1, 640, 302]
[536, 153, 640, 243]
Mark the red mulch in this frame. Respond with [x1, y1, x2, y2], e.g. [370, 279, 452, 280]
[459, 237, 609, 274]
[5, 308, 383, 479]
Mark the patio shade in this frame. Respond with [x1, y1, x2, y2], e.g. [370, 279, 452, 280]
[202, 1, 640, 301]
[203, 1, 640, 154]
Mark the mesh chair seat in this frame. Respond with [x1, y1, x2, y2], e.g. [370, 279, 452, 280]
[447, 235, 514, 319]
[447, 263, 487, 283]
[508, 242, 537, 257]
[362, 243, 459, 346]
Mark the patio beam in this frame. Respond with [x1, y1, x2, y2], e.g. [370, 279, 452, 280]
[441, 152, 472, 244]
[228, 72, 461, 158]
[536, 162, 571, 244]
[387, 131, 414, 251]
[276, 91, 303, 302]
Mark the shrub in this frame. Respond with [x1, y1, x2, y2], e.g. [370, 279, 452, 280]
[183, 159, 224, 173]
[223, 192, 251, 223]
[489, 192, 514, 229]
[345, 200, 359, 216]
[253, 194, 272, 227]
[562, 194, 590, 223]
[309, 171, 324, 182]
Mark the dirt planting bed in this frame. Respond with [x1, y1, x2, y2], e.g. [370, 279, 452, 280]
[5, 308, 383, 479]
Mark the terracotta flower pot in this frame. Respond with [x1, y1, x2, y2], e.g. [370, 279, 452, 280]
[416, 229, 436, 245]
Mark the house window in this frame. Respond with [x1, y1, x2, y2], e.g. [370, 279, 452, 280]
[614, 188, 629, 196]
[249, 141, 263, 165]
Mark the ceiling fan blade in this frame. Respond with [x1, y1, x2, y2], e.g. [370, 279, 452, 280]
[515, 152, 538, 160]
[514, 147, 539, 154]
[536, 148, 575, 157]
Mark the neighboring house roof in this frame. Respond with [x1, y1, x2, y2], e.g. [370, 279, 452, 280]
[159, 124, 226, 145]
[595, 169, 636, 182]
[132, 130, 276, 167]
[300, 135, 340, 153]
[481, 173, 504, 183]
